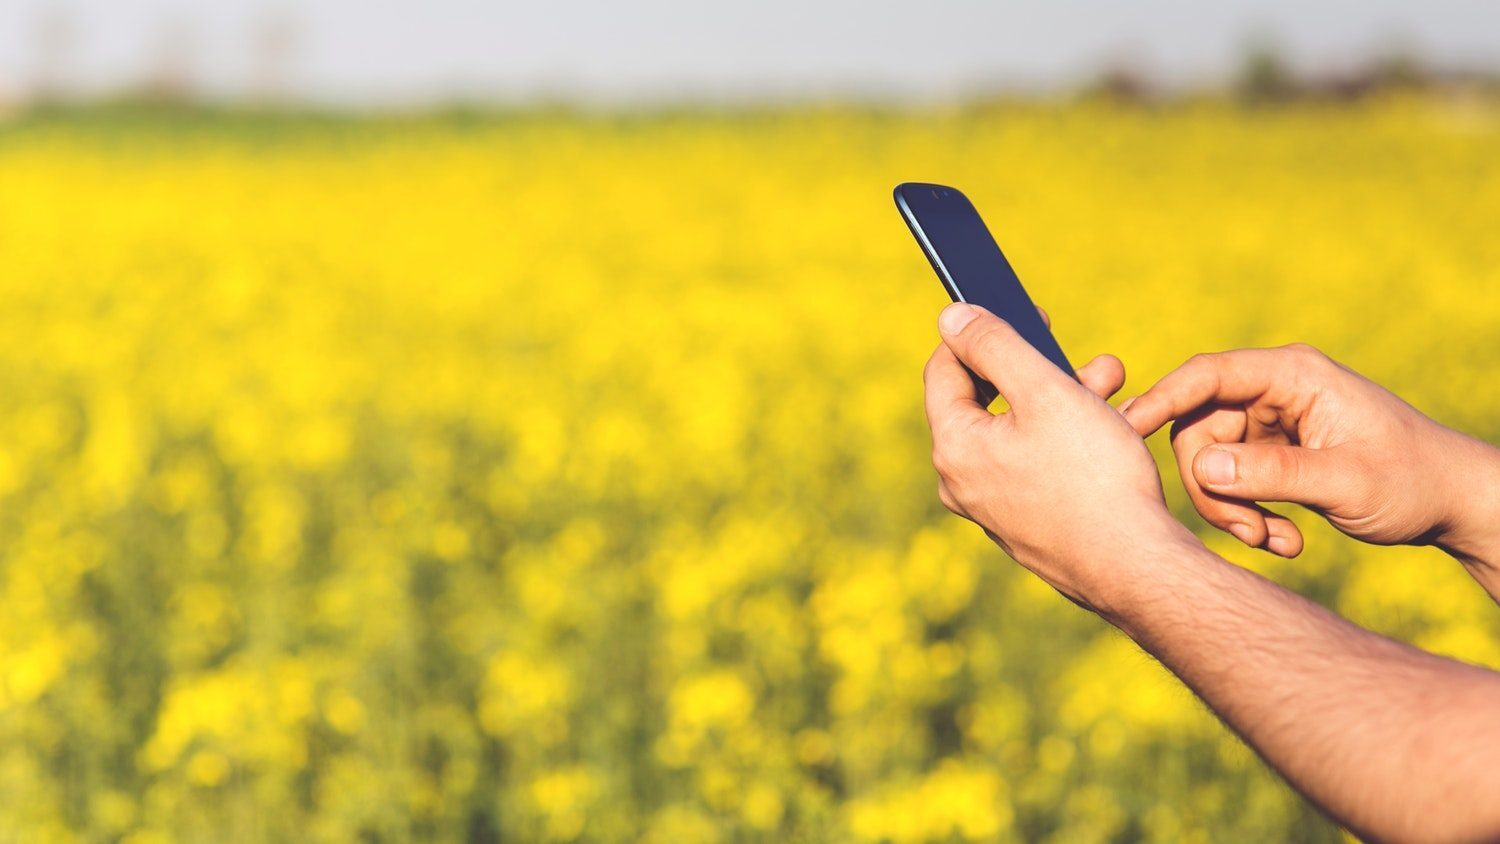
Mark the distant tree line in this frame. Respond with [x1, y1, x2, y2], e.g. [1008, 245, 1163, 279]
[1089, 39, 1498, 106]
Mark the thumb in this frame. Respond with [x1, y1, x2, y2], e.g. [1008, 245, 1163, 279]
[937, 303, 1057, 404]
[1192, 443, 1350, 510]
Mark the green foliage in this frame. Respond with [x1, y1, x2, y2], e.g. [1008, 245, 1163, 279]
[0, 98, 1494, 841]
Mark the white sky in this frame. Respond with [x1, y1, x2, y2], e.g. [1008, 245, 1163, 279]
[0, 0, 1495, 105]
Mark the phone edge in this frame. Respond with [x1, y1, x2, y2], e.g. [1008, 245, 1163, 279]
[893, 184, 965, 305]
[892, 182, 1078, 382]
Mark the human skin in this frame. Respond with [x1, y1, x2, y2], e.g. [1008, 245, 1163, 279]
[1119, 344, 1500, 601]
[924, 302, 1500, 843]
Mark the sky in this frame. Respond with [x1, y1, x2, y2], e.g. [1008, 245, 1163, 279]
[0, 0, 1495, 105]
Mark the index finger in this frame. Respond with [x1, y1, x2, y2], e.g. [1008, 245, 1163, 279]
[923, 342, 990, 436]
[1123, 349, 1287, 437]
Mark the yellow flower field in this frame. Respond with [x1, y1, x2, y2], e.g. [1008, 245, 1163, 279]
[0, 97, 1496, 841]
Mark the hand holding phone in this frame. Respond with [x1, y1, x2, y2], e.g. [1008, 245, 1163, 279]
[894, 182, 1074, 401]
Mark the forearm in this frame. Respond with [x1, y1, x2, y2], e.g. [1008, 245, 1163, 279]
[1433, 429, 1500, 601]
[1099, 533, 1500, 844]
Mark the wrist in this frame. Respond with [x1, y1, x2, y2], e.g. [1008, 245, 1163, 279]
[1430, 430, 1500, 577]
[1084, 519, 1217, 629]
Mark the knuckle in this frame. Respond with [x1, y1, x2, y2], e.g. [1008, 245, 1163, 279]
[1271, 448, 1303, 486]
[937, 482, 961, 513]
[1184, 351, 1218, 371]
[1177, 352, 1224, 387]
[931, 441, 962, 479]
[1282, 342, 1329, 366]
[933, 424, 987, 483]
[930, 444, 949, 476]
[971, 329, 1009, 364]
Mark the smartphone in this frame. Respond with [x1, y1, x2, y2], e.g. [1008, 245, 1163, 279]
[893, 182, 1075, 391]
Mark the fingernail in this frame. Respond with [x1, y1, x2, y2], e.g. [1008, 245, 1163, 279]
[1267, 535, 1297, 557]
[1228, 523, 1256, 545]
[1117, 396, 1137, 414]
[939, 303, 979, 335]
[1201, 448, 1236, 487]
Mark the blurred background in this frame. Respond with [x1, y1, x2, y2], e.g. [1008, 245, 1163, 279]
[0, 2, 1497, 841]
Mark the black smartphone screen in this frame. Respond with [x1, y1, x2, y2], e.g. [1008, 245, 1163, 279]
[894, 182, 1075, 379]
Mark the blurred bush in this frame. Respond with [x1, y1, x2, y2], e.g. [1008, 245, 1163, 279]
[0, 96, 1495, 841]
